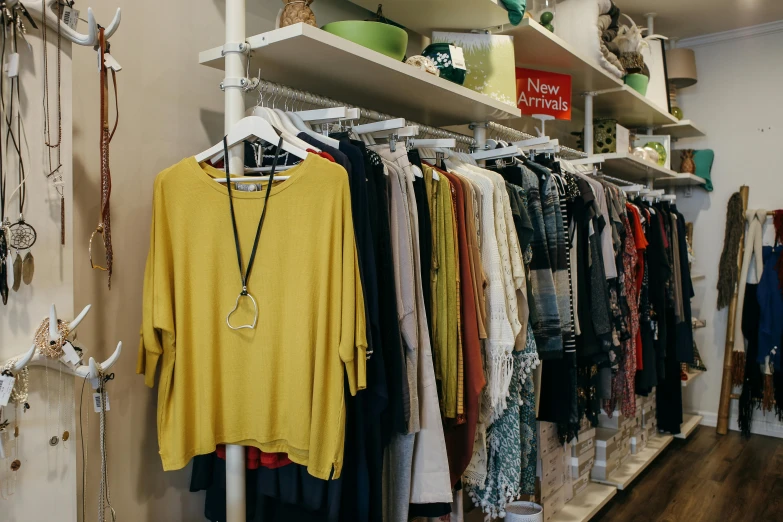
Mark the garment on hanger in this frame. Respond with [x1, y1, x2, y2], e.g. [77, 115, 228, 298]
[138, 154, 367, 478]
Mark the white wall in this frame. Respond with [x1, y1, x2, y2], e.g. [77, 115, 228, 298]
[674, 27, 783, 436]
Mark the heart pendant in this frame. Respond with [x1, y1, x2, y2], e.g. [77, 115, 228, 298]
[226, 291, 259, 330]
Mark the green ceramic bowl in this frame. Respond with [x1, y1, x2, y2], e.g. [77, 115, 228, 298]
[624, 73, 649, 96]
[322, 21, 408, 61]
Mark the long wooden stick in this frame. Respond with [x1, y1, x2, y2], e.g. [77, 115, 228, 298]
[717, 185, 749, 435]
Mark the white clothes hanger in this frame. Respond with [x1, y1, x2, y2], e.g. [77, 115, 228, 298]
[470, 145, 520, 162]
[249, 106, 315, 152]
[620, 184, 645, 194]
[409, 138, 456, 149]
[285, 110, 340, 149]
[195, 115, 308, 165]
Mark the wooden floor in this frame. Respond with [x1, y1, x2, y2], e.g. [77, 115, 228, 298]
[593, 426, 783, 522]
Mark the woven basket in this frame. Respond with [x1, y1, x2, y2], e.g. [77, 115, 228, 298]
[505, 501, 544, 522]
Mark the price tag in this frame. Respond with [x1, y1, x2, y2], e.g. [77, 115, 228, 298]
[60, 342, 81, 366]
[4, 53, 19, 78]
[62, 7, 80, 30]
[0, 375, 16, 407]
[104, 53, 123, 72]
[449, 45, 467, 70]
[93, 392, 110, 413]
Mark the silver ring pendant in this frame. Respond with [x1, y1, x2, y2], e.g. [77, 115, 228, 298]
[226, 291, 259, 330]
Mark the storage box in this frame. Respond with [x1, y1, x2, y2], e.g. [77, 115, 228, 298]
[538, 421, 562, 456]
[595, 428, 621, 461]
[570, 428, 596, 458]
[631, 429, 647, 454]
[541, 446, 565, 475]
[598, 411, 626, 430]
[540, 469, 565, 501]
[543, 484, 566, 522]
[570, 450, 595, 479]
[572, 471, 590, 497]
[564, 457, 575, 503]
[642, 407, 657, 428]
[591, 455, 620, 481]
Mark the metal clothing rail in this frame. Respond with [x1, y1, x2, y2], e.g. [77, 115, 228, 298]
[487, 121, 587, 160]
[255, 79, 477, 147]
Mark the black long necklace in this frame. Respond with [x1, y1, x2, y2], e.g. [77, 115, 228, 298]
[0, 134, 6, 305]
[223, 136, 283, 330]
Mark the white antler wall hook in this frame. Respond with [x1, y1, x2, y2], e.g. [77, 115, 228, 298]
[3, 303, 123, 379]
[7, 0, 121, 46]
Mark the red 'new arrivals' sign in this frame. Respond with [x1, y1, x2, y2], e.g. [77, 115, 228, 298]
[516, 68, 572, 121]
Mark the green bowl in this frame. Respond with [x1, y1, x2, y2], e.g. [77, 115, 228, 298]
[624, 73, 649, 96]
[322, 21, 408, 61]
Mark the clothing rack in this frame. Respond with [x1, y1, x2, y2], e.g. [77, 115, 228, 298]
[591, 172, 639, 186]
[487, 121, 587, 160]
[255, 79, 477, 147]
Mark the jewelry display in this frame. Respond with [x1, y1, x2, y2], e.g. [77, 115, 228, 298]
[42, 0, 65, 245]
[0, 358, 30, 408]
[33, 316, 71, 359]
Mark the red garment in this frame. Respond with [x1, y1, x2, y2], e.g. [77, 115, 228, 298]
[436, 166, 486, 487]
[216, 445, 292, 470]
[627, 204, 648, 370]
[306, 148, 335, 163]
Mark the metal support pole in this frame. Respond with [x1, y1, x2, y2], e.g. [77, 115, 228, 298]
[471, 122, 488, 166]
[224, 0, 247, 520]
[645, 12, 656, 37]
[717, 185, 750, 435]
[584, 93, 594, 157]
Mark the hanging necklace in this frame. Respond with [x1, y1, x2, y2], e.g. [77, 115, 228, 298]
[0, 132, 7, 305]
[89, 27, 119, 288]
[223, 136, 283, 330]
[42, 0, 65, 245]
[3, 11, 35, 289]
[0, 402, 21, 498]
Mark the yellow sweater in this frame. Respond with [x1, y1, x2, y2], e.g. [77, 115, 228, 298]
[137, 154, 367, 479]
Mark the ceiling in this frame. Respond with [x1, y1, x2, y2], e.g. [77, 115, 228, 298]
[615, 0, 783, 40]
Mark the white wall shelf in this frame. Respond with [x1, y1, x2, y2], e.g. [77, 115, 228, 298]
[675, 414, 703, 440]
[597, 153, 678, 182]
[500, 19, 679, 128]
[682, 369, 704, 387]
[691, 273, 706, 282]
[660, 120, 706, 139]
[592, 434, 674, 490]
[199, 23, 521, 127]
[551, 483, 617, 522]
[654, 173, 707, 188]
[346, 0, 510, 35]
[501, 19, 620, 94]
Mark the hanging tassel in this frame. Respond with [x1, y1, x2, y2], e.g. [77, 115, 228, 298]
[732, 350, 746, 387]
[763, 373, 775, 413]
[762, 358, 775, 413]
